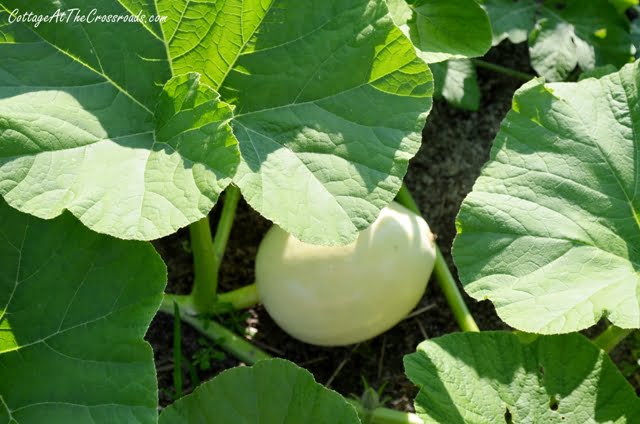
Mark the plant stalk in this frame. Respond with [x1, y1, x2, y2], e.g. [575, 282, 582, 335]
[395, 184, 480, 332]
[218, 283, 259, 309]
[188, 217, 217, 311]
[160, 295, 271, 364]
[172, 301, 183, 398]
[164, 283, 259, 317]
[593, 325, 634, 353]
[211, 185, 242, 278]
[347, 400, 423, 424]
[472, 59, 534, 82]
[189, 185, 242, 312]
[432, 248, 480, 332]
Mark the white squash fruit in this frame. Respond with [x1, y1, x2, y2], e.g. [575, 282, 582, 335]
[255, 201, 437, 346]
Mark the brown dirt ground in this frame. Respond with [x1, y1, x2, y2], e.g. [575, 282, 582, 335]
[146, 42, 639, 410]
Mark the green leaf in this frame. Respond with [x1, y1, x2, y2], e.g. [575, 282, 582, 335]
[481, 0, 634, 81]
[159, 359, 360, 424]
[221, 0, 432, 245]
[405, 332, 640, 423]
[578, 64, 618, 80]
[0, 1, 433, 245]
[480, 0, 538, 45]
[430, 60, 480, 111]
[153, 72, 238, 204]
[528, 18, 584, 81]
[609, 0, 639, 14]
[453, 62, 640, 333]
[0, 5, 239, 241]
[388, 0, 492, 63]
[529, 0, 633, 81]
[632, 12, 640, 58]
[0, 198, 166, 423]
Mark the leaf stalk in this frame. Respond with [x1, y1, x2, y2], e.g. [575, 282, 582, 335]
[160, 295, 271, 364]
[472, 59, 534, 82]
[164, 283, 259, 317]
[347, 400, 423, 424]
[172, 302, 183, 399]
[188, 185, 242, 312]
[593, 325, 634, 353]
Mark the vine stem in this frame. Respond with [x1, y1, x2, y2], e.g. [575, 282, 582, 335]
[160, 296, 271, 364]
[172, 302, 183, 398]
[189, 185, 242, 312]
[347, 400, 424, 424]
[432, 249, 480, 332]
[593, 325, 634, 353]
[164, 284, 259, 317]
[159, 298, 423, 424]
[395, 184, 480, 332]
[472, 59, 534, 82]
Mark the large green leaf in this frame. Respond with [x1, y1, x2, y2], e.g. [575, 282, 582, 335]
[0, 198, 166, 423]
[0, 1, 432, 246]
[430, 60, 480, 111]
[0, 3, 239, 241]
[223, 0, 432, 245]
[405, 332, 640, 423]
[387, 0, 492, 64]
[159, 359, 360, 424]
[453, 61, 640, 333]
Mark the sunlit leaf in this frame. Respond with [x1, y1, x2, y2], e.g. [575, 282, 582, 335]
[406, 332, 640, 423]
[454, 62, 640, 333]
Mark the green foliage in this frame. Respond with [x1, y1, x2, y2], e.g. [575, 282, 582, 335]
[482, 0, 634, 81]
[610, 0, 639, 14]
[618, 331, 640, 385]
[578, 64, 619, 80]
[387, 0, 492, 63]
[351, 378, 390, 424]
[192, 337, 226, 372]
[632, 9, 640, 58]
[454, 62, 640, 333]
[0, 0, 433, 246]
[387, 0, 490, 110]
[2, 1, 638, 423]
[0, 199, 166, 423]
[0, 4, 237, 241]
[481, 0, 538, 45]
[430, 60, 481, 111]
[159, 359, 360, 423]
[434, 0, 635, 110]
[405, 332, 640, 423]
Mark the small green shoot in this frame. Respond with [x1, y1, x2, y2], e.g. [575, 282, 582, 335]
[192, 337, 227, 372]
[350, 378, 390, 424]
[173, 302, 183, 399]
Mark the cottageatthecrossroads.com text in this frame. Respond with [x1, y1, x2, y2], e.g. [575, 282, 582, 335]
[7, 8, 169, 27]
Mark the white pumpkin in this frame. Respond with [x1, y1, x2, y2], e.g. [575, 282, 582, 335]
[255, 201, 436, 346]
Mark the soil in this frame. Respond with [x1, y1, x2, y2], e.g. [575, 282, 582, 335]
[145, 42, 639, 411]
